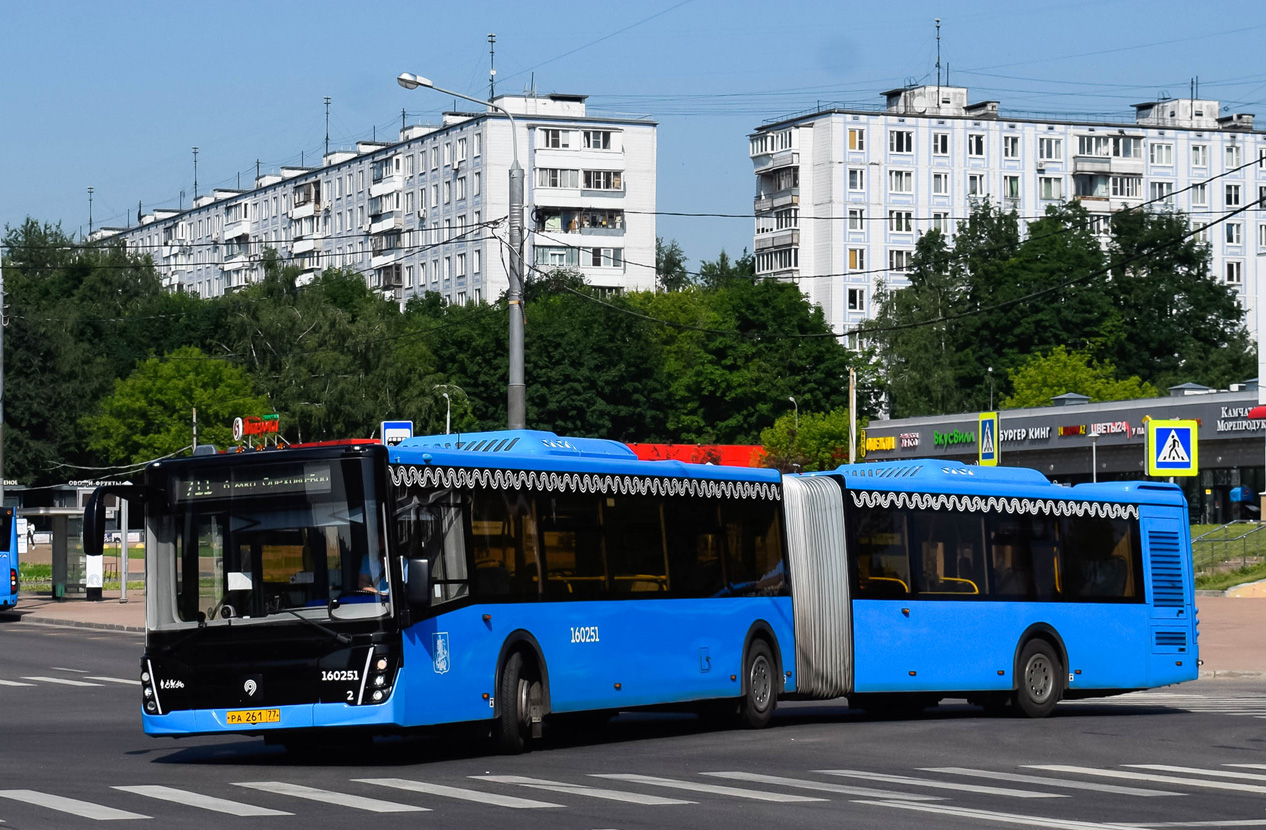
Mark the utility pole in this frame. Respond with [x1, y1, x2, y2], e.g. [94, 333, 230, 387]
[849, 368, 857, 464]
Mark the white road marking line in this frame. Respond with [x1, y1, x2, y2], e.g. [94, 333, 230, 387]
[233, 781, 426, 813]
[86, 676, 140, 686]
[1226, 764, 1266, 770]
[113, 785, 291, 816]
[0, 789, 148, 820]
[702, 771, 943, 801]
[591, 774, 825, 803]
[923, 767, 1184, 796]
[0, 680, 35, 687]
[1127, 765, 1266, 782]
[22, 676, 104, 687]
[817, 769, 1064, 799]
[475, 775, 693, 805]
[355, 778, 561, 808]
[1130, 821, 1266, 827]
[1027, 766, 1266, 795]
[852, 798, 1141, 829]
[50, 667, 90, 673]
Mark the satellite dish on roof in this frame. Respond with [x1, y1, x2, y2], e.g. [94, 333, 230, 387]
[912, 94, 928, 113]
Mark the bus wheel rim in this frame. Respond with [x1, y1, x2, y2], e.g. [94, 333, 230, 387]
[750, 656, 772, 709]
[1025, 656, 1051, 702]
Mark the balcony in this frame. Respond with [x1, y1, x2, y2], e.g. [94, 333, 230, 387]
[370, 250, 402, 269]
[369, 214, 402, 235]
[751, 149, 799, 174]
[754, 230, 799, 251]
[753, 189, 799, 213]
[292, 237, 319, 255]
[291, 200, 318, 220]
[223, 218, 250, 240]
[1072, 156, 1144, 176]
[369, 175, 402, 199]
[222, 252, 250, 271]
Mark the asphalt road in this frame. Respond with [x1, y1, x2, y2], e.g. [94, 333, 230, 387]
[6, 621, 1266, 830]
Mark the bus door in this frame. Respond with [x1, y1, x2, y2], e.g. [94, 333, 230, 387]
[0, 509, 14, 607]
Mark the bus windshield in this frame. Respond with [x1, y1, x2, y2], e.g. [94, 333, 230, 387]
[149, 455, 390, 630]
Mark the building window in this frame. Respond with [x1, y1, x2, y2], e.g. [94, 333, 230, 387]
[457, 137, 467, 161]
[405, 265, 413, 288]
[1226, 261, 1243, 284]
[888, 210, 913, 232]
[932, 212, 950, 232]
[457, 177, 467, 201]
[474, 133, 482, 156]
[443, 143, 452, 166]
[1227, 222, 1242, 245]
[932, 172, 949, 195]
[848, 129, 865, 151]
[848, 248, 866, 271]
[474, 249, 481, 273]
[888, 249, 913, 273]
[443, 256, 451, 279]
[1003, 175, 1020, 200]
[588, 247, 624, 267]
[1227, 145, 1242, 168]
[967, 174, 985, 196]
[443, 181, 451, 204]
[888, 170, 913, 194]
[431, 147, 439, 170]
[1150, 143, 1174, 165]
[774, 208, 799, 230]
[932, 133, 949, 155]
[1039, 176, 1063, 200]
[848, 208, 864, 230]
[755, 248, 797, 273]
[1226, 184, 1242, 207]
[542, 128, 570, 149]
[456, 253, 466, 277]
[538, 168, 581, 188]
[1110, 176, 1141, 198]
[847, 288, 866, 312]
[1003, 135, 1020, 159]
[1191, 183, 1208, 206]
[967, 134, 985, 157]
[583, 130, 613, 149]
[431, 260, 439, 283]
[889, 130, 914, 154]
[582, 170, 623, 190]
[474, 172, 481, 196]
[1147, 180, 1172, 203]
[1192, 144, 1208, 167]
[848, 168, 865, 192]
[1038, 137, 1062, 161]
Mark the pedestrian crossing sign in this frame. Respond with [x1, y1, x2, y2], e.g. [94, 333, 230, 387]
[1147, 419, 1198, 477]
[979, 411, 999, 467]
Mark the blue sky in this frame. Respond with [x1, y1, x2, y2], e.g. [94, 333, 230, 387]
[3, 0, 1265, 266]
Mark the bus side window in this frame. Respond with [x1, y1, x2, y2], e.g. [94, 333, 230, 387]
[853, 507, 911, 598]
[606, 495, 669, 595]
[986, 514, 1035, 599]
[1061, 515, 1139, 600]
[910, 510, 984, 596]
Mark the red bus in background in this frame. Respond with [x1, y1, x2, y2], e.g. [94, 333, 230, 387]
[625, 443, 764, 468]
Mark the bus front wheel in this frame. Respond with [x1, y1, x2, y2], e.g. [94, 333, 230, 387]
[1015, 640, 1063, 718]
[738, 640, 777, 729]
[493, 652, 541, 754]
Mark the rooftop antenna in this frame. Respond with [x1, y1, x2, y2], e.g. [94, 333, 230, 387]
[401, 108, 406, 131]
[256, 159, 260, 180]
[488, 33, 497, 101]
[324, 96, 331, 156]
[935, 19, 942, 105]
[87, 186, 94, 235]
[192, 146, 199, 200]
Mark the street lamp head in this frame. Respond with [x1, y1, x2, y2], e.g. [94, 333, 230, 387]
[1088, 431, 1101, 442]
[396, 72, 433, 90]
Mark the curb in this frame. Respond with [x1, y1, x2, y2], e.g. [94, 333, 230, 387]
[0, 612, 144, 634]
[1200, 669, 1265, 679]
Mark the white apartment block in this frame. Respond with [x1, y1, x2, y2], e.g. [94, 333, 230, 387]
[749, 85, 1266, 339]
[103, 94, 657, 304]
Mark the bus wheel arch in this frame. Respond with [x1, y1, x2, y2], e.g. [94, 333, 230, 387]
[739, 621, 783, 728]
[1012, 624, 1068, 718]
[492, 631, 551, 753]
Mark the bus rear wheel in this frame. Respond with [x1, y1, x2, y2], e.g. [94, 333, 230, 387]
[493, 652, 541, 754]
[1015, 640, 1063, 718]
[738, 640, 777, 729]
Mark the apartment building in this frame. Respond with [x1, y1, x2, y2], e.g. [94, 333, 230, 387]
[104, 94, 657, 304]
[748, 85, 1266, 338]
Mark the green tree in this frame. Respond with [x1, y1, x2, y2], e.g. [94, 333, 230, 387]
[696, 248, 755, 289]
[655, 237, 690, 292]
[759, 408, 855, 472]
[1002, 346, 1159, 409]
[84, 346, 267, 464]
[1106, 208, 1254, 389]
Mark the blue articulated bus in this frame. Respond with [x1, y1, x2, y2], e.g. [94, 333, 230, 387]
[0, 508, 17, 609]
[82, 431, 1196, 753]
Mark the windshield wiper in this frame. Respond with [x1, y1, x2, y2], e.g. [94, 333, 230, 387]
[271, 606, 351, 645]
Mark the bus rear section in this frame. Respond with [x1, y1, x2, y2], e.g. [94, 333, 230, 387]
[0, 508, 16, 609]
[782, 462, 1197, 716]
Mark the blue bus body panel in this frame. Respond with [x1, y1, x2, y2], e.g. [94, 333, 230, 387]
[852, 601, 1150, 693]
[0, 516, 16, 609]
[399, 597, 796, 727]
[143, 694, 407, 736]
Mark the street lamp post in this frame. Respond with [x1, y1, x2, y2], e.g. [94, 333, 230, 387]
[788, 396, 798, 431]
[442, 392, 451, 435]
[1088, 430, 1100, 483]
[398, 72, 525, 429]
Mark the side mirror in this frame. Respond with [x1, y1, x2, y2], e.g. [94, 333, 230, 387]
[83, 490, 108, 558]
[406, 558, 432, 609]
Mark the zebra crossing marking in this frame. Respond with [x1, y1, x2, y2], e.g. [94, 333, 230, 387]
[702, 771, 944, 801]
[0, 789, 148, 821]
[21, 676, 103, 687]
[818, 769, 1065, 799]
[591, 774, 826, 803]
[475, 775, 693, 805]
[0, 679, 34, 687]
[355, 777, 562, 808]
[113, 785, 291, 816]
[923, 767, 1184, 796]
[233, 781, 427, 812]
[1027, 766, 1266, 796]
[853, 798, 1143, 829]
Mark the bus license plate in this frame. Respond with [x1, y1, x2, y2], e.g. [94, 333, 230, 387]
[226, 708, 280, 725]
